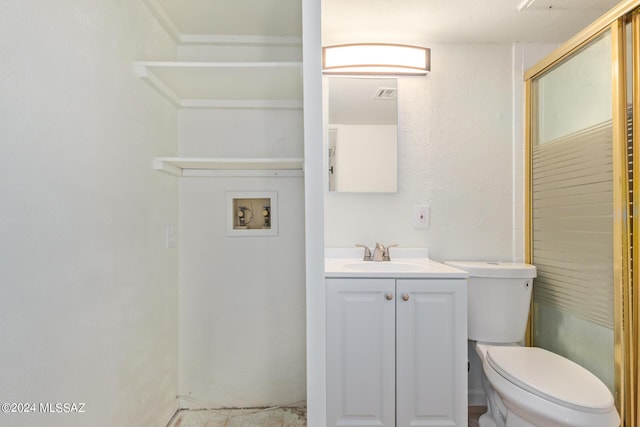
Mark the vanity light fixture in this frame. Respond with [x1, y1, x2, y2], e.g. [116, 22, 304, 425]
[322, 43, 430, 75]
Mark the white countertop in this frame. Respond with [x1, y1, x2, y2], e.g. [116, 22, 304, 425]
[324, 248, 469, 279]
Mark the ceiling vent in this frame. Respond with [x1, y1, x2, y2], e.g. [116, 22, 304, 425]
[373, 87, 398, 100]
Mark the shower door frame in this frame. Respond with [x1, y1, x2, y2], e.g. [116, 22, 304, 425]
[525, 2, 640, 426]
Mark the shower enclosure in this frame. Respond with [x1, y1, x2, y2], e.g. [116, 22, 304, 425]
[526, 4, 640, 425]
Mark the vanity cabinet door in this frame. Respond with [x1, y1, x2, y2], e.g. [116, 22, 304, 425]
[326, 278, 396, 427]
[396, 279, 467, 427]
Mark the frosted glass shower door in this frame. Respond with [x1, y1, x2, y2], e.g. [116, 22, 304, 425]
[531, 30, 615, 392]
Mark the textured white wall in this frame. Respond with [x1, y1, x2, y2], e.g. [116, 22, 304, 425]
[177, 101, 306, 405]
[325, 44, 514, 263]
[0, 2, 179, 426]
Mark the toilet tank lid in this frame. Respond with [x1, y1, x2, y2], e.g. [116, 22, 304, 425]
[444, 261, 536, 278]
[487, 346, 614, 412]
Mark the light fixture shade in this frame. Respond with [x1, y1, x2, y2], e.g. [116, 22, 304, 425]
[322, 43, 430, 75]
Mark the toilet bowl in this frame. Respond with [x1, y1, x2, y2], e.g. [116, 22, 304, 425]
[445, 261, 620, 427]
[475, 343, 619, 427]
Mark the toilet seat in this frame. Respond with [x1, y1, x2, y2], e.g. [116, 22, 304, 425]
[486, 346, 613, 413]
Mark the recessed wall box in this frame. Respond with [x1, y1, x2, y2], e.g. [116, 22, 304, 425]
[226, 191, 278, 237]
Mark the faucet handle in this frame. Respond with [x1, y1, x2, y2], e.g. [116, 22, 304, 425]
[383, 244, 398, 261]
[355, 244, 372, 261]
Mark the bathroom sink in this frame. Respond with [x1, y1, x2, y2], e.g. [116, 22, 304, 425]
[341, 261, 427, 272]
[324, 248, 470, 278]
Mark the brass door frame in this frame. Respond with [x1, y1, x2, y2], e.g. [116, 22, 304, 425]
[524, 2, 640, 425]
[525, 0, 640, 81]
[631, 12, 640, 427]
[611, 17, 631, 424]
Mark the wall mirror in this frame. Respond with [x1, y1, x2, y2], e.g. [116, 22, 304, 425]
[327, 77, 398, 193]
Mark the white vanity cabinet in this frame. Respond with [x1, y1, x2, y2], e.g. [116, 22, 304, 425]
[326, 277, 467, 427]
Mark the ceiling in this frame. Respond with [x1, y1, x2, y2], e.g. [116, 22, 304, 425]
[153, 0, 620, 46]
[322, 0, 621, 45]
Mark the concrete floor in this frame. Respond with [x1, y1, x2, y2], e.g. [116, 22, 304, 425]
[169, 406, 484, 427]
[168, 407, 306, 427]
[469, 405, 485, 427]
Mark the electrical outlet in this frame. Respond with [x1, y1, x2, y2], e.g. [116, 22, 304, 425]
[413, 205, 430, 229]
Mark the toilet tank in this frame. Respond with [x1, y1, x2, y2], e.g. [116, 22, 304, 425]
[445, 261, 537, 344]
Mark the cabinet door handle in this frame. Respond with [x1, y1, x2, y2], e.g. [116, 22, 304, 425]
[385, 292, 393, 301]
[402, 293, 410, 301]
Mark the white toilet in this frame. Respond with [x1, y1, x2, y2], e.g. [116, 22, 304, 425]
[445, 261, 620, 427]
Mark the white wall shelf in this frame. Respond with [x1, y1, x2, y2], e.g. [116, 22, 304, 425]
[154, 157, 304, 177]
[135, 61, 303, 109]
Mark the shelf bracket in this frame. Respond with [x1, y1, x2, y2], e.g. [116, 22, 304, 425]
[135, 64, 182, 107]
[153, 158, 183, 176]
